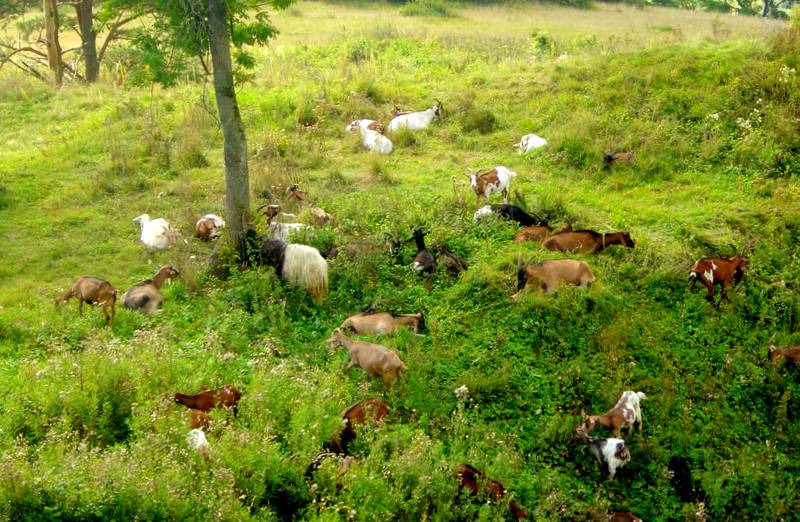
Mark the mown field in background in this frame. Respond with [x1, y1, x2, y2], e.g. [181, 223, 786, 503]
[1, 2, 799, 520]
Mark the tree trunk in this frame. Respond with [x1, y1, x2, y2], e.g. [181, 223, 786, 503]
[75, 0, 99, 82]
[206, 0, 250, 249]
[43, 0, 63, 87]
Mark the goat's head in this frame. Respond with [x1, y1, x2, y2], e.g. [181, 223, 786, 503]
[412, 312, 425, 331]
[768, 344, 782, 362]
[434, 100, 444, 122]
[581, 410, 599, 432]
[133, 214, 150, 226]
[620, 231, 635, 248]
[733, 255, 749, 271]
[327, 328, 345, 351]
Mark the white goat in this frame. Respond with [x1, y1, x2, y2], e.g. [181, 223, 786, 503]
[388, 101, 444, 132]
[513, 133, 548, 153]
[133, 213, 178, 251]
[347, 121, 393, 155]
[186, 428, 210, 458]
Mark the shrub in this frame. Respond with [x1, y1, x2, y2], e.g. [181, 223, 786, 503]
[461, 107, 497, 134]
[400, 0, 455, 17]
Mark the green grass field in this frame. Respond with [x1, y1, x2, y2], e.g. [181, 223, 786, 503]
[1, 2, 799, 520]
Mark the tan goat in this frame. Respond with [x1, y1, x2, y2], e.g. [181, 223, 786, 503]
[55, 276, 117, 326]
[328, 328, 408, 387]
[583, 391, 647, 437]
[339, 311, 424, 335]
[769, 344, 800, 365]
[122, 265, 179, 314]
[512, 259, 595, 299]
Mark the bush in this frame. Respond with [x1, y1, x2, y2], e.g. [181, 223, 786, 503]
[400, 0, 455, 17]
[461, 107, 497, 134]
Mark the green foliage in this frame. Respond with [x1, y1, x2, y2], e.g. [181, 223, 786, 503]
[400, 0, 456, 17]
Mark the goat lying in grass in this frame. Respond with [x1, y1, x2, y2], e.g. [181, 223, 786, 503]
[454, 464, 528, 520]
[513, 259, 595, 299]
[195, 214, 225, 241]
[187, 428, 210, 458]
[328, 328, 407, 387]
[260, 204, 314, 242]
[473, 204, 545, 227]
[347, 120, 393, 154]
[388, 100, 444, 132]
[542, 230, 634, 253]
[55, 276, 117, 326]
[340, 311, 424, 335]
[122, 265, 179, 314]
[603, 151, 634, 169]
[575, 426, 631, 480]
[174, 384, 242, 416]
[513, 133, 547, 153]
[607, 511, 642, 522]
[409, 228, 435, 275]
[133, 213, 178, 251]
[582, 391, 647, 437]
[514, 224, 572, 243]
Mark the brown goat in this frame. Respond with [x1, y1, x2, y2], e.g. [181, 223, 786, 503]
[542, 230, 634, 254]
[582, 391, 646, 437]
[689, 255, 748, 304]
[325, 398, 389, 455]
[340, 311, 424, 335]
[514, 224, 572, 243]
[328, 328, 408, 387]
[768, 344, 800, 365]
[195, 214, 225, 241]
[189, 409, 211, 429]
[55, 276, 117, 326]
[603, 151, 634, 169]
[454, 464, 527, 520]
[513, 259, 595, 299]
[607, 511, 642, 522]
[122, 265, 179, 314]
[174, 384, 242, 416]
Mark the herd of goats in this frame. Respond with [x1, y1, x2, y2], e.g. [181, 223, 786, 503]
[51, 101, 800, 522]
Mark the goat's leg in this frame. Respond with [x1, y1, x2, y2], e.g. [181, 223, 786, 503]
[344, 361, 355, 376]
[79, 299, 84, 316]
[502, 188, 509, 204]
[703, 281, 715, 302]
[689, 277, 697, 291]
[102, 303, 111, 326]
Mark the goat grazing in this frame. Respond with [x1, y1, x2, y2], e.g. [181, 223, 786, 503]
[473, 204, 546, 227]
[340, 311, 424, 335]
[133, 213, 178, 251]
[513, 259, 595, 299]
[513, 133, 547, 154]
[121, 265, 180, 314]
[454, 464, 528, 520]
[542, 229, 634, 254]
[768, 344, 800, 365]
[514, 224, 572, 243]
[174, 384, 242, 415]
[409, 228, 436, 275]
[603, 151, 634, 169]
[325, 398, 389, 455]
[388, 101, 444, 132]
[467, 167, 517, 206]
[195, 214, 225, 241]
[689, 255, 748, 304]
[349, 122, 393, 155]
[583, 391, 647, 437]
[328, 328, 408, 387]
[55, 276, 117, 326]
[575, 426, 631, 480]
[260, 239, 329, 302]
[346, 119, 385, 133]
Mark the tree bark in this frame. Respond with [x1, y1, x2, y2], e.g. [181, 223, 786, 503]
[75, 0, 99, 82]
[206, 0, 250, 248]
[43, 0, 63, 87]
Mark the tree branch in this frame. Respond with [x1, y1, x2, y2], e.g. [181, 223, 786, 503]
[98, 12, 143, 62]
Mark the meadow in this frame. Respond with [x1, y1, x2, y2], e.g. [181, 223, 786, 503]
[1, 1, 799, 520]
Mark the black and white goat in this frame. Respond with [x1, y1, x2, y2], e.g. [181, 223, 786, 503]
[409, 228, 435, 275]
[473, 204, 547, 227]
[259, 238, 328, 302]
[575, 426, 631, 480]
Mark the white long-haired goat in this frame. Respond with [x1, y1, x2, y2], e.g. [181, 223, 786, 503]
[388, 101, 444, 132]
[133, 213, 178, 251]
[260, 239, 329, 303]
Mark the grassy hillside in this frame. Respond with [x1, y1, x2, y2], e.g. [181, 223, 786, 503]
[1, 2, 799, 520]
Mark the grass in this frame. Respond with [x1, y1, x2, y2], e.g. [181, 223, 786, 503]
[1, 2, 799, 521]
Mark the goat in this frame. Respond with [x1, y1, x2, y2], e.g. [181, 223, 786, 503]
[186, 428, 210, 458]
[409, 228, 435, 275]
[388, 101, 444, 132]
[259, 204, 314, 242]
[467, 167, 517, 206]
[260, 239, 329, 302]
[195, 214, 225, 241]
[575, 426, 631, 480]
[669, 456, 706, 504]
[603, 151, 634, 169]
[542, 229, 634, 254]
[174, 384, 242, 415]
[340, 311, 424, 335]
[325, 398, 389, 455]
[390, 106, 413, 117]
[346, 119, 385, 134]
[513, 259, 595, 299]
[514, 224, 572, 243]
[473, 204, 546, 227]
[454, 464, 527, 520]
[437, 250, 469, 274]
[300, 206, 333, 227]
[607, 512, 642, 522]
[768, 344, 800, 365]
[328, 328, 407, 387]
[133, 213, 178, 251]
[55, 276, 117, 326]
[582, 391, 647, 437]
[689, 255, 748, 304]
[513, 133, 547, 154]
[189, 409, 211, 430]
[121, 265, 180, 314]
[349, 123, 393, 155]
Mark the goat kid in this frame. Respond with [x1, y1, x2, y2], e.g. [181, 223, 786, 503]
[340, 311, 424, 335]
[513, 133, 547, 154]
[388, 101, 444, 132]
[454, 464, 527, 520]
[55, 276, 117, 326]
[174, 384, 242, 415]
[583, 391, 647, 437]
[122, 265, 179, 314]
[575, 426, 631, 480]
[468, 167, 517, 206]
[689, 255, 748, 304]
[513, 259, 595, 299]
[328, 328, 407, 387]
[195, 214, 225, 241]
